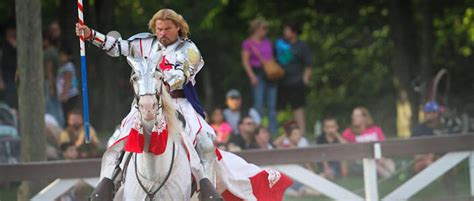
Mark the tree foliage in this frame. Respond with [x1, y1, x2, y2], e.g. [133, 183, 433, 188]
[1, 0, 472, 135]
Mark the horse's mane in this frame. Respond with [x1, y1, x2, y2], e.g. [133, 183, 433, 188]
[157, 75, 182, 142]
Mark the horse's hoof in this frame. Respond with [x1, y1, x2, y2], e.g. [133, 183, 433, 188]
[198, 178, 223, 201]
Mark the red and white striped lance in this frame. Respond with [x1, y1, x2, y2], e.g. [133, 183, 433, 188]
[77, 0, 86, 56]
[76, 0, 91, 143]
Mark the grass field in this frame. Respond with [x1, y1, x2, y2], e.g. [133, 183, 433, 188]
[284, 159, 471, 201]
[1, 159, 471, 201]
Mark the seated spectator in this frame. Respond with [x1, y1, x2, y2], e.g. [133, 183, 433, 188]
[342, 106, 395, 178]
[275, 122, 316, 196]
[223, 89, 261, 135]
[317, 117, 348, 179]
[412, 101, 441, 172]
[227, 116, 258, 151]
[255, 127, 274, 149]
[58, 109, 100, 158]
[59, 144, 94, 201]
[45, 114, 63, 160]
[412, 101, 442, 137]
[60, 142, 78, 160]
[273, 121, 309, 148]
[210, 108, 233, 146]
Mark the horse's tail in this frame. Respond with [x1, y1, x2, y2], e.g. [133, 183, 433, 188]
[160, 82, 182, 141]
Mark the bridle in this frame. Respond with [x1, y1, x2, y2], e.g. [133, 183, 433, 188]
[130, 68, 166, 115]
[128, 60, 176, 200]
[133, 142, 175, 200]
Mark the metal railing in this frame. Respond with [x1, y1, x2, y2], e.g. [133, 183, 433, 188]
[1, 134, 474, 200]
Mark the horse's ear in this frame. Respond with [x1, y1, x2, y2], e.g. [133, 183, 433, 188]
[149, 54, 161, 68]
[154, 70, 164, 94]
[145, 48, 161, 70]
[126, 56, 140, 71]
[155, 70, 163, 80]
[132, 80, 139, 95]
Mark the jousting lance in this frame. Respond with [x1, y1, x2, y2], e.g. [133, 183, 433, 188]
[77, 0, 91, 143]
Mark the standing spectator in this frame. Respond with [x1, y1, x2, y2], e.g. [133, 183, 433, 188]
[275, 21, 313, 135]
[396, 90, 412, 138]
[316, 117, 348, 179]
[255, 126, 274, 150]
[342, 106, 395, 178]
[0, 22, 18, 111]
[412, 101, 442, 172]
[48, 20, 62, 47]
[223, 89, 261, 135]
[210, 108, 233, 146]
[57, 45, 79, 118]
[241, 18, 278, 134]
[43, 31, 65, 127]
[227, 116, 258, 151]
[59, 110, 100, 158]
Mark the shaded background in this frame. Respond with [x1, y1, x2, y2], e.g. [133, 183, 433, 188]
[1, 0, 473, 137]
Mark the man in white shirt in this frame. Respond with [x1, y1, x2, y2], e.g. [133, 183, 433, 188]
[223, 89, 261, 135]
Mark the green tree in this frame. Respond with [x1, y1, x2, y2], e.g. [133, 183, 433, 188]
[15, 0, 46, 199]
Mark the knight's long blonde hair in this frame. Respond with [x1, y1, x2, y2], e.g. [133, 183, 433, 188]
[148, 8, 190, 38]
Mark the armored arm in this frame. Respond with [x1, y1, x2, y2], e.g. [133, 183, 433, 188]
[87, 29, 131, 57]
[165, 40, 204, 91]
[88, 29, 155, 58]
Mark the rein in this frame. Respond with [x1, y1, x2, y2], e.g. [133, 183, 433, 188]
[134, 142, 176, 200]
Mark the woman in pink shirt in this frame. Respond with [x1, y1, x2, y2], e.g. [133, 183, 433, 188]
[241, 18, 278, 135]
[342, 106, 385, 143]
[342, 106, 395, 178]
[210, 108, 233, 146]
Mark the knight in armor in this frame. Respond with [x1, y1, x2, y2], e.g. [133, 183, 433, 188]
[76, 7, 218, 194]
[77, 8, 293, 201]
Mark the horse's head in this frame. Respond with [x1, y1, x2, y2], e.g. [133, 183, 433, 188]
[127, 56, 181, 141]
[127, 56, 163, 123]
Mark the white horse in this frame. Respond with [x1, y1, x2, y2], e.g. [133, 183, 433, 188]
[91, 56, 220, 201]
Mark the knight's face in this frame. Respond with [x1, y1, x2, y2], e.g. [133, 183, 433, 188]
[155, 19, 179, 46]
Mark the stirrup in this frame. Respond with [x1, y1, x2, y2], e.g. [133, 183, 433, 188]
[198, 178, 223, 201]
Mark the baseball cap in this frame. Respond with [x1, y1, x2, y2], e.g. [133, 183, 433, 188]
[226, 89, 241, 99]
[424, 101, 440, 112]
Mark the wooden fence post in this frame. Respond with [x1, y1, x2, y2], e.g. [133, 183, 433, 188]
[470, 151, 474, 197]
[363, 158, 379, 201]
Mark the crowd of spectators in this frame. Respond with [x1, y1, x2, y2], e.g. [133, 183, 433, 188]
[0, 20, 100, 162]
[211, 87, 445, 197]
